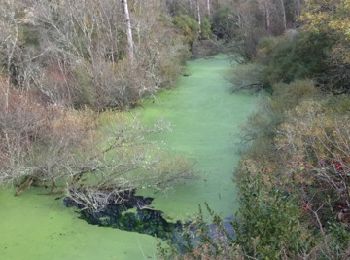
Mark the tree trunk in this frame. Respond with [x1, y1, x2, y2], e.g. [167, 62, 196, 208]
[265, 2, 271, 33]
[122, 0, 134, 62]
[279, 0, 287, 31]
[196, 0, 201, 33]
[295, 0, 301, 18]
[258, 0, 271, 33]
[188, 0, 193, 13]
[206, 0, 211, 16]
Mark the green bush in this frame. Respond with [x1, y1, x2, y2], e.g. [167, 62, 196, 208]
[230, 63, 265, 92]
[173, 15, 199, 46]
[236, 78, 350, 259]
[234, 174, 307, 259]
[270, 80, 318, 113]
[200, 18, 212, 40]
[72, 64, 95, 108]
[19, 24, 40, 47]
[258, 32, 333, 85]
[211, 7, 237, 41]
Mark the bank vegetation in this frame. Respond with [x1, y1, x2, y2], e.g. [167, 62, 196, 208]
[162, 0, 350, 259]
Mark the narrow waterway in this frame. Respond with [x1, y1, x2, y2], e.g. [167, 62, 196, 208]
[137, 55, 256, 220]
[0, 55, 256, 259]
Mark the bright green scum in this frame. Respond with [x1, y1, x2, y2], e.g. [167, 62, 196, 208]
[0, 55, 256, 259]
[137, 55, 257, 220]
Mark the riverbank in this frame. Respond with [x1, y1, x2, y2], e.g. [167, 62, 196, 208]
[0, 55, 257, 259]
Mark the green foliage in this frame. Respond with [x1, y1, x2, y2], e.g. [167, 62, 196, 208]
[158, 204, 237, 259]
[173, 15, 199, 45]
[240, 80, 317, 145]
[72, 64, 95, 108]
[301, 0, 350, 93]
[158, 55, 185, 87]
[270, 80, 318, 112]
[226, 0, 350, 258]
[247, 0, 350, 93]
[328, 222, 350, 252]
[235, 78, 350, 258]
[258, 32, 333, 84]
[325, 94, 350, 113]
[166, 0, 192, 17]
[234, 174, 306, 259]
[230, 63, 265, 92]
[19, 25, 40, 47]
[211, 7, 237, 41]
[200, 18, 212, 40]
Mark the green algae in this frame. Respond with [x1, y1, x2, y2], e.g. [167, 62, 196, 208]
[0, 55, 257, 259]
[0, 188, 158, 260]
[136, 55, 257, 220]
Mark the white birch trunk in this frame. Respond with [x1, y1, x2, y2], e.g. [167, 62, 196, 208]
[206, 0, 211, 16]
[196, 0, 201, 33]
[122, 0, 134, 62]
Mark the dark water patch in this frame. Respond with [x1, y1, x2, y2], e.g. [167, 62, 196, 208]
[64, 189, 235, 253]
[64, 189, 182, 240]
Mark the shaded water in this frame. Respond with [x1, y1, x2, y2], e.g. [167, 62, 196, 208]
[0, 55, 256, 259]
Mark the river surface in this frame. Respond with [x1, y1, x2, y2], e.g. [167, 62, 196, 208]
[0, 55, 256, 259]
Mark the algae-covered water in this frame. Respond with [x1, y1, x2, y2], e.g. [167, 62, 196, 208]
[0, 188, 158, 260]
[0, 55, 256, 259]
[137, 55, 256, 220]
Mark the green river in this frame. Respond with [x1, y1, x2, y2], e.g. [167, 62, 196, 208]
[0, 55, 256, 259]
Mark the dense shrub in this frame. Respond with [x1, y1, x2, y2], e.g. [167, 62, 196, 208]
[173, 15, 200, 46]
[0, 79, 95, 194]
[234, 174, 306, 259]
[235, 80, 350, 258]
[211, 7, 237, 41]
[302, 0, 350, 93]
[258, 32, 333, 85]
[200, 17, 212, 40]
[230, 63, 265, 92]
